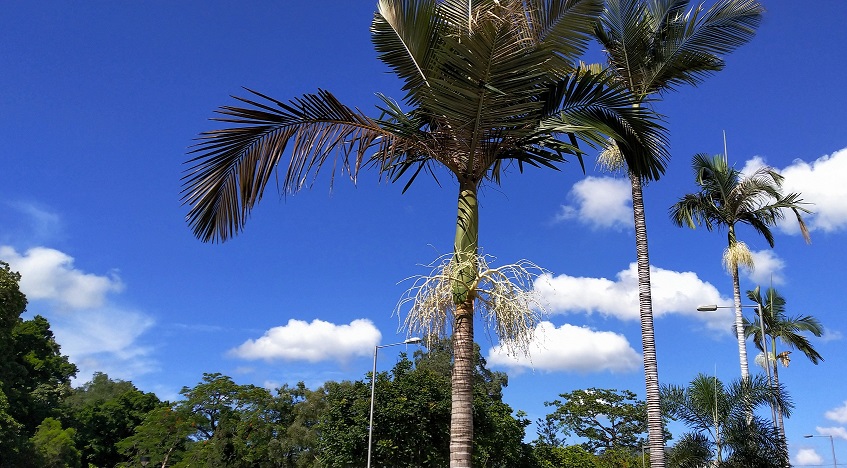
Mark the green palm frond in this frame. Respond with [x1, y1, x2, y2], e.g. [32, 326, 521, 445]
[523, 0, 605, 65]
[671, 153, 811, 248]
[185, 0, 669, 242]
[598, 0, 764, 98]
[538, 69, 669, 179]
[745, 286, 824, 364]
[372, 0, 443, 104]
[182, 89, 422, 242]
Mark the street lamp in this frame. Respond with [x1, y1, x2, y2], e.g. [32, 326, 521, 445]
[697, 303, 773, 388]
[140, 456, 150, 467]
[367, 337, 423, 468]
[805, 434, 837, 468]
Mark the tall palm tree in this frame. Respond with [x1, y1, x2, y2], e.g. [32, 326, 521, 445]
[181, 2, 667, 466]
[670, 154, 811, 381]
[661, 373, 792, 467]
[744, 285, 823, 442]
[594, 1, 763, 465]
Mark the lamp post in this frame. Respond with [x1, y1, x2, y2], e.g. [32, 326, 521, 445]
[698, 303, 777, 430]
[367, 337, 422, 468]
[805, 434, 837, 468]
[697, 304, 773, 387]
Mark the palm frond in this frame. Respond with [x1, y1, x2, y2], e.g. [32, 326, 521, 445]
[539, 69, 669, 180]
[373, 0, 443, 104]
[182, 89, 419, 242]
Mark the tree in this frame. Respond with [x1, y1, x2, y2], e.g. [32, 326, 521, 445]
[533, 444, 597, 468]
[670, 154, 811, 380]
[29, 418, 80, 468]
[118, 373, 302, 468]
[182, 2, 667, 465]
[661, 373, 792, 467]
[0, 261, 77, 467]
[175, 373, 298, 467]
[315, 339, 533, 467]
[64, 372, 163, 467]
[744, 286, 823, 443]
[593, 2, 764, 465]
[543, 388, 647, 454]
[117, 406, 195, 468]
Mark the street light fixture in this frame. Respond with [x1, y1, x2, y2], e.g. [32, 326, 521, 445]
[367, 337, 423, 468]
[805, 434, 837, 468]
[697, 303, 773, 388]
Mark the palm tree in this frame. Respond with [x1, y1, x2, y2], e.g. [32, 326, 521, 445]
[594, 1, 763, 465]
[744, 285, 823, 442]
[670, 154, 810, 381]
[181, 2, 667, 466]
[661, 373, 792, 467]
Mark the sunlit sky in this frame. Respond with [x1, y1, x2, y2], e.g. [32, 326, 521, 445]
[2, 2, 846, 465]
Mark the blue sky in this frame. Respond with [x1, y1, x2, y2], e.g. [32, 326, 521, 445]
[2, 2, 846, 465]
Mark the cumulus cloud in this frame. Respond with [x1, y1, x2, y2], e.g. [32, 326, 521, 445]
[1, 245, 156, 383]
[0, 246, 123, 310]
[793, 448, 823, 466]
[534, 263, 733, 332]
[744, 249, 786, 285]
[555, 177, 632, 230]
[826, 402, 847, 423]
[230, 318, 381, 363]
[743, 148, 847, 234]
[486, 321, 641, 373]
[817, 426, 847, 441]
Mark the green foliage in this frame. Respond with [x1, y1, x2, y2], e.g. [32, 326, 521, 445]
[0, 262, 77, 467]
[117, 406, 194, 468]
[314, 339, 532, 467]
[544, 388, 648, 453]
[30, 418, 80, 468]
[661, 373, 791, 467]
[533, 444, 597, 468]
[64, 372, 162, 467]
[119, 372, 307, 468]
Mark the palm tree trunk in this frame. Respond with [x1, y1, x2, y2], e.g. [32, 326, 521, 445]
[451, 299, 474, 468]
[450, 181, 478, 468]
[772, 343, 787, 444]
[730, 255, 750, 380]
[630, 172, 666, 468]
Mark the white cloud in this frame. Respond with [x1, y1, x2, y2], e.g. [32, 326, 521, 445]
[56, 308, 157, 382]
[4, 201, 63, 243]
[821, 330, 843, 343]
[486, 321, 641, 373]
[1, 245, 156, 383]
[229, 318, 381, 363]
[534, 263, 733, 332]
[744, 249, 785, 286]
[0, 246, 123, 310]
[826, 402, 847, 423]
[743, 148, 847, 234]
[793, 448, 823, 466]
[817, 426, 847, 441]
[555, 177, 632, 230]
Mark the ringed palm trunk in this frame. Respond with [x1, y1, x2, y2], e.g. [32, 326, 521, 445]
[630, 172, 666, 468]
[729, 231, 750, 381]
[771, 338, 787, 445]
[450, 180, 479, 468]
